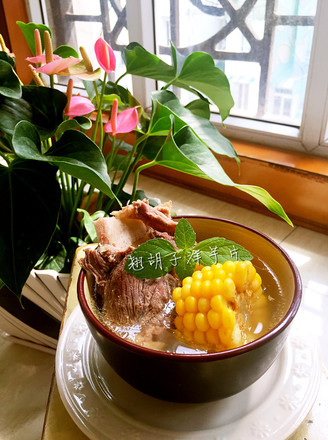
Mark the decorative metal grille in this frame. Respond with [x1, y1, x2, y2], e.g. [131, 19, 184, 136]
[47, 0, 127, 52]
[157, 0, 315, 120]
[45, 0, 316, 123]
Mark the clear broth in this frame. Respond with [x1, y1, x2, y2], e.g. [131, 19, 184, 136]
[90, 256, 286, 354]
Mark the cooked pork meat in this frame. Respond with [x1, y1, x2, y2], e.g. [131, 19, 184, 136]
[80, 245, 132, 286]
[101, 255, 179, 326]
[112, 199, 177, 235]
[94, 217, 150, 249]
[79, 199, 179, 330]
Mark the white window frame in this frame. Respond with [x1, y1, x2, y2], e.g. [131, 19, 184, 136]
[25, 0, 328, 158]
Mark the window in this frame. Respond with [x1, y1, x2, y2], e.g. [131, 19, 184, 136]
[26, 0, 328, 157]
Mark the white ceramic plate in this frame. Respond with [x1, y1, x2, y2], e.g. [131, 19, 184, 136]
[56, 306, 321, 440]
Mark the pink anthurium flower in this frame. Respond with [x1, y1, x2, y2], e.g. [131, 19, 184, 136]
[104, 99, 139, 135]
[33, 56, 81, 75]
[94, 37, 116, 73]
[26, 54, 61, 64]
[65, 95, 95, 119]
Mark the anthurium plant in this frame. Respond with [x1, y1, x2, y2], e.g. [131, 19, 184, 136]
[0, 22, 292, 302]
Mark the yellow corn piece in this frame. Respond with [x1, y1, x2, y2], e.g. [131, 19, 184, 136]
[172, 260, 264, 351]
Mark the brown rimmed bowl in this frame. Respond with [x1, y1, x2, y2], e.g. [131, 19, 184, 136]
[77, 216, 302, 403]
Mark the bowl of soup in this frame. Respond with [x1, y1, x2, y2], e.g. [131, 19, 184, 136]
[77, 215, 302, 403]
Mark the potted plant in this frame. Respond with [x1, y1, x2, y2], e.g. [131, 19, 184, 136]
[0, 22, 291, 329]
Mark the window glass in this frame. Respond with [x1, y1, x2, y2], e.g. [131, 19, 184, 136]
[43, 0, 130, 88]
[154, 0, 317, 127]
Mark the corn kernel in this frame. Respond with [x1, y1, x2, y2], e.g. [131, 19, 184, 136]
[191, 279, 202, 297]
[219, 327, 231, 346]
[210, 278, 223, 295]
[183, 276, 193, 286]
[213, 267, 226, 281]
[194, 330, 207, 345]
[221, 307, 236, 331]
[210, 294, 226, 313]
[175, 298, 185, 316]
[181, 283, 192, 299]
[172, 287, 182, 302]
[174, 315, 184, 331]
[201, 279, 212, 298]
[206, 328, 219, 345]
[201, 266, 213, 280]
[198, 297, 210, 313]
[195, 312, 210, 332]
[185, 295, 198, 312]
[234, 261, 248, 291]
[174, 260, 266, 352]
[250, 273, 262, 292]
[183, 312, 196, 331]
[223, 261, 236, 277]
[192, 271, 203, 281]
[222, 278, 236, 300]
[207, 309, 220, 329]
[183, 328, 193, 341]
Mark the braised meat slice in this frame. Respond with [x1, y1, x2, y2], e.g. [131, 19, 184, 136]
[94, 217, 150, 249]
[101, 255, 179, 326]
[80, 245, 132, 287]
[112, 199, 177, 235]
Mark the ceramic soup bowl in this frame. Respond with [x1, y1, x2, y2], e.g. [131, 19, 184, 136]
[77, 216, 302, 403]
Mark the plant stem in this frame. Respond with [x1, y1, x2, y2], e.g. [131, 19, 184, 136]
[111, 135, 148, 202]
[63, 172, 73, 211]
[95, 192, 104, 211]
[92, 72, 107, 148]
[81, 186, 96, 215]
[67, 181, 86, 239]
[161, 77, 176, 90]
[131, 160, 156, 201]
[59, 171, 69, 214]
[106, 134, 129, 174]
[0, 139, 12, 153]
[114, 72, 127, 86]
[106, 134, 116, 172]
[93, 80, 100, 106]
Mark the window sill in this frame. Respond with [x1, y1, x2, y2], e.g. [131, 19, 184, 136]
[143, 139, 328, 235]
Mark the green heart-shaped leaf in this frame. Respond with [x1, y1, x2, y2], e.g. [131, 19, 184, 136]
[12, 121, 116, 200]
[0, 59, 22, 98]
[152, 121, 292, 225]
[56, 117, 92, 139]
[149, 90, 238, 161]
[177, 51, 234, 121]
[123, 42, 234, 121]
[0, 159, 61, 299]
[16, 21, 52, 56]
[0, 85, 66, 139]
[123, 42, 175, 82]
[0, 51, 15, 68]
[53, 45, 79, 58]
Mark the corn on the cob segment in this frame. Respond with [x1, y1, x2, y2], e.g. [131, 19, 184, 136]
[172, 260, 264, 351]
